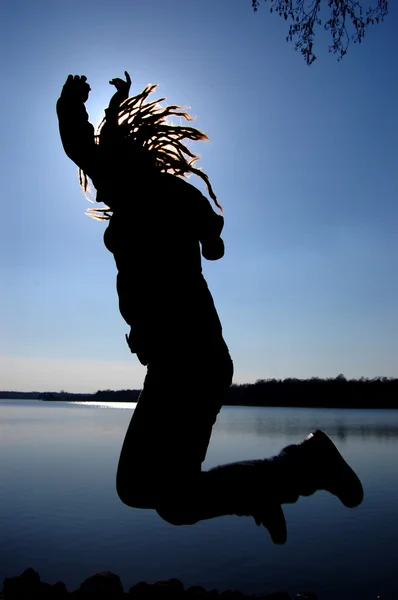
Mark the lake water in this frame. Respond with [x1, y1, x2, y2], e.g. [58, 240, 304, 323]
[1, 400, 397, 600]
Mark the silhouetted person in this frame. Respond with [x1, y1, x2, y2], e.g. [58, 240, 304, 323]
[56, 72, 363, 544]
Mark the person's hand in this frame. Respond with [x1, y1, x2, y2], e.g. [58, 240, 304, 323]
[61, 75, 91, 102]
[109, 71, 131, 99]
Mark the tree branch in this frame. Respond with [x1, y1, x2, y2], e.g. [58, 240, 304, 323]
[252, 0, 388, 64]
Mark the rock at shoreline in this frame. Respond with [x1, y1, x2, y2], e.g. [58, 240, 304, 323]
[2, 568, 67, 599]
[78, 572, 124, 598]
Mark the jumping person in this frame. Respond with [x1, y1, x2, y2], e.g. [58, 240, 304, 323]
[56, 72, 363, 544]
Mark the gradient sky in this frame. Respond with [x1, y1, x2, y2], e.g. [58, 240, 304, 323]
[1, 0, 397, 392]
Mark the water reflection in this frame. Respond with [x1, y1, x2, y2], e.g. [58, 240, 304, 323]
[1, 400, 398, 600]
[70, 401, 137, 410]
[215, 408, 398, 442]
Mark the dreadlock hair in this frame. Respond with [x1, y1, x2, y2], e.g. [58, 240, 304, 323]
[80, 83, 221, 221]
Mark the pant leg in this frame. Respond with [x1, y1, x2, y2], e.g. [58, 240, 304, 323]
[117, 340, 294, 532]
[158, 434, 365, 527]
[116, 339, 233, 510]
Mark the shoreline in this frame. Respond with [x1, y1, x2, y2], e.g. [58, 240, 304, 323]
[2, 396, 398, 410]
[2, 376, 398, 409]
[0, 568, 318, 600]
[1, 567, 389, 600]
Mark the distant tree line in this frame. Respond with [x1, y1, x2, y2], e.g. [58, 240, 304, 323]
[1, 375, 397, 408]
[38, 389, 142, 402]
[227, 375, 398, 408]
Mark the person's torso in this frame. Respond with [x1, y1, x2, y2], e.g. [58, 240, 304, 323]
[102, 173, 223, 350]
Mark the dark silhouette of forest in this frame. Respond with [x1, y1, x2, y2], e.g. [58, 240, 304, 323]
[1, 375, 397, 408]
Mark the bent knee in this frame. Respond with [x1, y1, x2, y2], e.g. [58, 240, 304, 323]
[156, 504, 199, 526]
[116, 475, 157, 510]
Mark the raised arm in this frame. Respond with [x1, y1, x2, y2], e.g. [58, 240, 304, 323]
[56, 75, 96, 176]
[99, 71, 131, 143]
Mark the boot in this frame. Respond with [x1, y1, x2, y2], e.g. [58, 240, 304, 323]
[273, 430, 364, 508]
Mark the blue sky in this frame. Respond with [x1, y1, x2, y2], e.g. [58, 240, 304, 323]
[1, 0, 397, 392]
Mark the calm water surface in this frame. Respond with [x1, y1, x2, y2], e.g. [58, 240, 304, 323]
[1, 400, 397, 599]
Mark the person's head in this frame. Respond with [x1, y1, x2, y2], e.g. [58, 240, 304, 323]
[81, 83, 221, 220]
